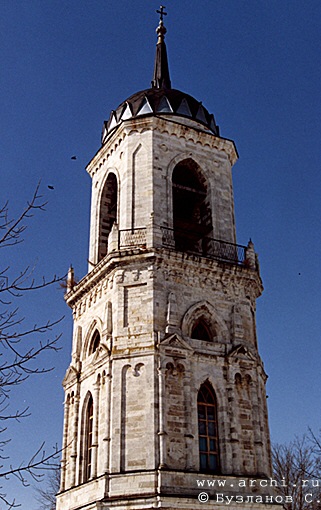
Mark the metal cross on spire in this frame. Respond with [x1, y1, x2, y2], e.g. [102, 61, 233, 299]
[156, 5, 167, 22]
[152, 4, 171, 89]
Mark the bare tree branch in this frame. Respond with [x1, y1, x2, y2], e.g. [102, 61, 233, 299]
[34, 465, 60, 510]
[0, 186, 66, 507]
[272, 436, 321, 510]
[0, 183, 46, 249]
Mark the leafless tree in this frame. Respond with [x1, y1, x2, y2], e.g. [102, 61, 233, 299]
[0, 184, 65, 508]
[309, 428, 321, 458]
[34, 466, 60, 510]
[272, 435, 321, 510]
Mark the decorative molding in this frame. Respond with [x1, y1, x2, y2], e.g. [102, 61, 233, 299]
[227, 344, 256, 362]
[160, 333, 194, 359]
[62, 365, 79, 388]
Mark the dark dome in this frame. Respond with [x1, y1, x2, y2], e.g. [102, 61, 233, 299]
[101, 88, 219, 143]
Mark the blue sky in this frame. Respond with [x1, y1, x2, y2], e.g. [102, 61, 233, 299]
[1, 1, 321, 507]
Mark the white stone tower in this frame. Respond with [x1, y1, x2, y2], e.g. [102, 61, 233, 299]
[57, 9, 281, 510]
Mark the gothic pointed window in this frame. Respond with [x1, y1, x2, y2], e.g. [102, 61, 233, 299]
[191, 319, 212, 341]
[198, 382, 220, 473]
[172, 159, 212, 255]
[84, 395, 94, 482]
[98, 173, 118, 261]
[89, 329, 100, 355]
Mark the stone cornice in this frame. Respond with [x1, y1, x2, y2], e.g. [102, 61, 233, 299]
[66, 246, 263, 314]
[151, 115, 238, 165]
[86, 115, 238, 177]
[64, 249, 156, 308]
[155, 248, 263, 301]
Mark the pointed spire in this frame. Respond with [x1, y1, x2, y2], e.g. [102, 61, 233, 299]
[152, 6, 171, 90]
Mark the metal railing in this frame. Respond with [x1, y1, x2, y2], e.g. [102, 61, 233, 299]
[117, 226, 247, 267]
[161, 226, 247, 266]
[118, 228, 147, 249]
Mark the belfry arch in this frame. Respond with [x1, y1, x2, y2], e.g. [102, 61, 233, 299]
[98, 172, 118, 261]
[172, 158, 213, 254]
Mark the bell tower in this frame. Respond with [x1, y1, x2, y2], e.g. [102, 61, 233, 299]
[57, 9, 281, 510]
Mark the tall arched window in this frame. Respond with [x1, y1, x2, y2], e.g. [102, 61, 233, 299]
[98, 173, 118, 261]
[84, 395, 94, 482]
[172, 159, 212, 254]
[198, 382, 220, 473]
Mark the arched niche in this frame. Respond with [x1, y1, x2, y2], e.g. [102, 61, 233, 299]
[191, 318, 213, 341]
[82, 319, 103, 360]
[88, 329, 100, 355]
[182, 301, 228, 342]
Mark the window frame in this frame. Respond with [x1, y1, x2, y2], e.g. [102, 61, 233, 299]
[197, 382, 220, 473]
[84, 395, 94, 482]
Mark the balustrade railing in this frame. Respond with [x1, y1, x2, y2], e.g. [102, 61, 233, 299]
[118, 228, 147, 249]
[117, 226, 248, 267]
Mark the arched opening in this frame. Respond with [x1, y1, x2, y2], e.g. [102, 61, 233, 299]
[191, 318, 213, 341]
[88, 329, 100, 355]
[198, 382, 220, 473]
[98, 173, 118, 261]
[172, 159, 212, 254]
[84, 395, 94, 482]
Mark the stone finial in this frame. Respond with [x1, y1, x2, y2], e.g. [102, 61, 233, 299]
[245, 239, 256, 269]
[66, 265, 75, 292]
[107, 222, 119, 253]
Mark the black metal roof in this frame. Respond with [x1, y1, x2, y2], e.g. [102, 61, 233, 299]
[101, 88, 219, 143]
[101, 13, 219, 143]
